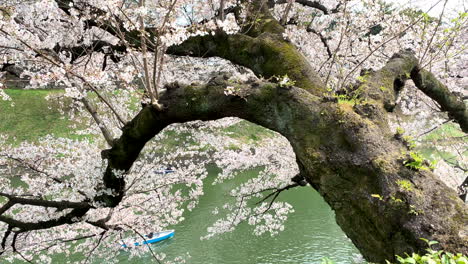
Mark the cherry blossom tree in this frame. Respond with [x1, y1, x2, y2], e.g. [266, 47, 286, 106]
[0, 0, 467, 263]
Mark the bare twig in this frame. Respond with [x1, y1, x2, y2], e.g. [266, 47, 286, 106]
[325, 1, 349, 87]
[81, 98, 115, 146]
[255, 183, 299, 207]
[139, 0, 156, 103]
[123, 224, 162, 264]
[420, 0, 448, 64]
[84, 231, 107, 264]
[280, 0, 295, 25]
[416, 119, 451, 138]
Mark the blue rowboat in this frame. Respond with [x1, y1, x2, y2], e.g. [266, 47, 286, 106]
[154, 168, 176, 175]
[121, 230, 175, 248]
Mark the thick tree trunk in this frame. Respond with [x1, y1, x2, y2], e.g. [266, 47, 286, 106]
[102, 70, 467, 262]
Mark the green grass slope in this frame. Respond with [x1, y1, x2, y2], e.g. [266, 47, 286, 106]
[0, 89, 87, 144]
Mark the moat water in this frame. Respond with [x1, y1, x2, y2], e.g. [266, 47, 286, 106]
[114, 166, 365, 264]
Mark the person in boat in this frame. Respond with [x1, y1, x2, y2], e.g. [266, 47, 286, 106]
[147, 232, 154, 239]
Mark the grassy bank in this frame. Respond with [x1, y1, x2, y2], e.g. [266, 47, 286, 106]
[0, 89, 88, 144]
[0, 89, 274, 148]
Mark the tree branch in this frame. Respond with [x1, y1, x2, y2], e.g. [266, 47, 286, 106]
[280, 0, 294, 25]
[0, 201, 13, 216]
[255, 182, 299, 211]
[0, 225, 12, 252]
[411, 67, 468, 133]
[307, 28, 332, 59]
[55, 0, 125, 38]
[84, 231, 106, 264]
[0, 207, 90, 231]
[0, 192, 91, 234]
[80, 97, 114, 146]
[0, 192, 91, 210]
[284, 18, 333, 59]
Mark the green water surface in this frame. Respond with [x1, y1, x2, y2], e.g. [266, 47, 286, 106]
[114, 167, 364, 264]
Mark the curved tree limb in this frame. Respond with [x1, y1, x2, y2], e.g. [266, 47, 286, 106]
[164, 0, 324, 94]
[0, 192, 91, 245]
